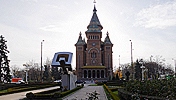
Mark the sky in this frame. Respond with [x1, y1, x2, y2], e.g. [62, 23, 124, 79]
[0, 0, 176, 70]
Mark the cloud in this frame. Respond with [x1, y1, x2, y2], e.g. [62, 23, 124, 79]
[135, 1, 176, 29]
[39, 25, 63, 33]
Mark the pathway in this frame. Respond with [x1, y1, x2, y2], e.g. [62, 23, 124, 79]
[62, 84, 108, 100]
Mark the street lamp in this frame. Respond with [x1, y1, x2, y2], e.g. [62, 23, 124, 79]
[172, 58, 176, 73]
[23, 64, 29, 84]
[129, 40, 134, 80]
[41, 40, 44, 82]
[150, 55, 153, 62]
[140, 64, 145, 81]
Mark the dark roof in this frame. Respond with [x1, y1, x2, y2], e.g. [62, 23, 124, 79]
[104, 32, 113, 44]
[75, 32, 86, 45]
[86, 5, 103, 33]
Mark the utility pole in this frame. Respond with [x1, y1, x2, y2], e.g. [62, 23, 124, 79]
[41, 40, 44, 82]
[130, 40, 134, 80]
[119, 55, 120, 69]
[172, 58, 176, 74]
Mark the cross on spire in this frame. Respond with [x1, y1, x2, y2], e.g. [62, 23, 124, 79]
[106, 31, 109, 36]
[93, 0, 96, 4]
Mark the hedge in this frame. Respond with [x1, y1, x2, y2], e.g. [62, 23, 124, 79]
[103, 84, 120, 100]
[0, 84, 58, 96]
[26, 86, 83, 99]
[119, 79, 176, 100]
[118, 88, 166, 100]
[106, 80, 125, 86]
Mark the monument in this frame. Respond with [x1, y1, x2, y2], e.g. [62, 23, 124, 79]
[51, 52, 77, 91]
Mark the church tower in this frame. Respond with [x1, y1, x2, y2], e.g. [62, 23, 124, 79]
[85, 5, 103, 66]
[75, 4, 113, 81]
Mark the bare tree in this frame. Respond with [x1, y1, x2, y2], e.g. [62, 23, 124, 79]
[136, 56, 174, 80]
[10, 65, 21, 78]
[45, 57, 51, 66]
[24, 60, 40, 82]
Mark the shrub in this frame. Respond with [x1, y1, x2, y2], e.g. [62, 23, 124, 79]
[25, 86, 83, 99]
[26, 92, 35, 99]
[120, 79, 176, 99]
[103, 84, 120, 100]
[0, 83, 57, 96]
[60, 86, 82, 97]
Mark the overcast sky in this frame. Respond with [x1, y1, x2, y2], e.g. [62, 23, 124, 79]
[1, 0, 176, 70]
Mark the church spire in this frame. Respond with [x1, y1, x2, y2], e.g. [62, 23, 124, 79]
[75, 32, 86, 45]
[86, 0, 103, 33]
[104, 31, 112, 44]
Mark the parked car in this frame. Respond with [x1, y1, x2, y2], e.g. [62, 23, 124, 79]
[54, 79, 62, 83]
[75, 80, 86, 84]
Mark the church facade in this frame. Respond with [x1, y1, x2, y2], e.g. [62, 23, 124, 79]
[75, 5, 113, 81]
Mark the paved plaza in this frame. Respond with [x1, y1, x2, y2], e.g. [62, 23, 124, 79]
[62, 84, 108, 100]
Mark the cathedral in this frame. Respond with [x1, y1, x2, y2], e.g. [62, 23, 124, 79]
[75, 5, 113, 81]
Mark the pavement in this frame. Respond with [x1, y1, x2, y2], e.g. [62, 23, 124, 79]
[62, 84, 108, 100]
[0, 83, 108, 100]
[0, 86, 60, 100]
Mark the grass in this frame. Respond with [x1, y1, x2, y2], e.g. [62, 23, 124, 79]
[0, 84, 58, 95]
[88, 84, 98, 86]
[88, 84, 121, 100]
[103, 86, 113, 100]
[103, 84, 121, 100]
[0, 90, 8, 93]
[113, 91, 118, 95]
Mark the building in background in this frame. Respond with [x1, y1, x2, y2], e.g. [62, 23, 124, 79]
[75, 5, 113, 81]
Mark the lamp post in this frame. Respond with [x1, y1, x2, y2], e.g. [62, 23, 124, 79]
[140, 64, 145, 81]
[25, 70, 28, 83]
[23, 64, 29, 84]
[172, 58, 176, 74]
[150, 55, 153, 62]
[119, 55, 121, 69]
[41, 40, 44, 82]
[129, 40, 134, 80]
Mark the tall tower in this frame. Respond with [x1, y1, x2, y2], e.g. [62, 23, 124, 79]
[104, 32, 113, 80]
[75, 4, 113, 81]
[75, 32, 86, 79]
[85, 5, 103, 66]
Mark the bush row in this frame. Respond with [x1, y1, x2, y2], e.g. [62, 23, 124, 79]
[118, 88, 165, 100]
[119, 79, 176, 100]
[0, 84, 58, 96]
[103, 84, 120, 100]
[26, 86, 83, 100]
[106, 80, 125, 86]
[0, 83, 58, 91]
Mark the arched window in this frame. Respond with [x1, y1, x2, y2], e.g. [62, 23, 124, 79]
[92, 70, 95, 78]
[94, 52, 96, 58]
[84, 70, 87, 78]
[97, 70, 100, 78]
[91, 51, 97, 58]
[101, 70, 104, 78]
[88, 70, 91, 78]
